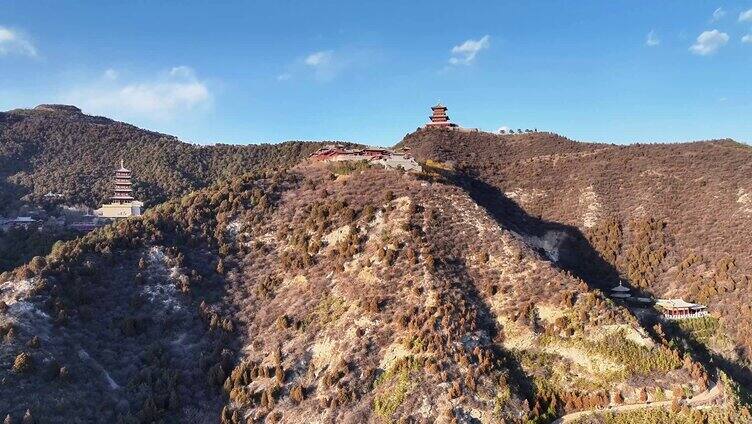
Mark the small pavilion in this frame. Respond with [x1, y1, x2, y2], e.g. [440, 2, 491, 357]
[610, 283, 632, 299]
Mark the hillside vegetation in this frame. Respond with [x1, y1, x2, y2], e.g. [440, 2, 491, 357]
[402, 128, 752, 386]
[4, 156, 745, 422]
[2, 115, 752, 422]
[0, 104, 327, 212]
[0, 104, 330, 273]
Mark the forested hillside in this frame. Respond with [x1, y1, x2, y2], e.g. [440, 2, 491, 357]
[2, 114, 752, 422]
[1, 155, 749, 423]
[402, 128, 752, 387]
[0, 104, 328, 212]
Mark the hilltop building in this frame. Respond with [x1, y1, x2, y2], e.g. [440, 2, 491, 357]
[309, 145, 421, 172]
[95, 160, 144, 219]
[655, 298, 708, 320]
[425, 103, 459, 129]
[422, 103, 480, 132]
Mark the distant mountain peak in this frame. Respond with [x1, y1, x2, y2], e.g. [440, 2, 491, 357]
[33, 104, 82, 114]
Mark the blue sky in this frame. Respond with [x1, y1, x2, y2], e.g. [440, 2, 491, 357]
[2, 1, 752, 146]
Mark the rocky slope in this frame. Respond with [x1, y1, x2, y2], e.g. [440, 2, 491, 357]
[0, 155, 747, 423]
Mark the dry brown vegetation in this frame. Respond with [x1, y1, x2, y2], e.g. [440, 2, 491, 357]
[1, 123, 751, 422]
[402, 129, 752, 382]
[0, 104, 330, 212]
[1, 156, 723, 422]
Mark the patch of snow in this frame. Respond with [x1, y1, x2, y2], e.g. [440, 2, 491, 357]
[579, 185, 602, 228]
[0, 279, 35, 306]
[78, 348, 120, 390]
[417, 397, 434, 418]
[504, 188, 546, 207]
[5, 300, 52, 339]
[536, 305, 566, 323]
[322, 225, 351, 247]
[378, 342, 412, 371]
[142, 283, 183, 311]
[143, 247, 183, 312]
[424, 289, 439, 309]
[147, 246, 168, 265]
[310, 337, 340, 373]
[226, 220, 243, 237]
[738, 188, 752, 214]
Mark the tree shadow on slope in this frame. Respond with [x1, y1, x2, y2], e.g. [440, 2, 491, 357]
[450, 171, 752, 392]
[438, 257, 536, 413]
[453, 172, 619, 290]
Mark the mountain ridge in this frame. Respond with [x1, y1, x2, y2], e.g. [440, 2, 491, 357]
[1, 110, 752, 422]
[0, 104, 354, 212]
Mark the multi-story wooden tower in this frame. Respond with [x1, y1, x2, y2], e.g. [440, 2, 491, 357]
[95, 159, 143, 218]
[112, 159, 135, 204]
[425, 103, 459, 128]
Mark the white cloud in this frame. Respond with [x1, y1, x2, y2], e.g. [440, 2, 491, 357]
[0, 25, 37, 57]
[689, 30, 729, 55]
[497, 126, 510, 133]
[62, 66, 211, 121]
[103, 69, 119, 80]
[739, 8, 752, 22]
[305, 50, 333, 67]
[168, 65, 195, 79]
[303, 50, 345, 81]
[743, 34, 752, 44]
[449, 35, 490, 65]
[284, 47, 374, 82]
[646, 30, 660, 47]
[712, 7, 726, 21]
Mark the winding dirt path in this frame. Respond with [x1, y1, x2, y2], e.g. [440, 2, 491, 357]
[550, 380, 723, 423]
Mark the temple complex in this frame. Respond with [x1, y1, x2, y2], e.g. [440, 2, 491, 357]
[424, 103, 459, 129]
[655, 298, 709, 320]
[309, 145, 421, 172]
[95, 160, 144, 218]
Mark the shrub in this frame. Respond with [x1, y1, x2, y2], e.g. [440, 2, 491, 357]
[27, 336, 40, 349]
[12, 352, 33, 373]
[290, 384, 305, 404]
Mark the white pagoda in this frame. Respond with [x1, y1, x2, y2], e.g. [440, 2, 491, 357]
[95, 160, 143, 218]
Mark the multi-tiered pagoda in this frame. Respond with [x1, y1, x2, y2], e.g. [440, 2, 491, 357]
[425, 103, 459, 129]
[112, 160, 135, 204]
[95, 160, 143, 218]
